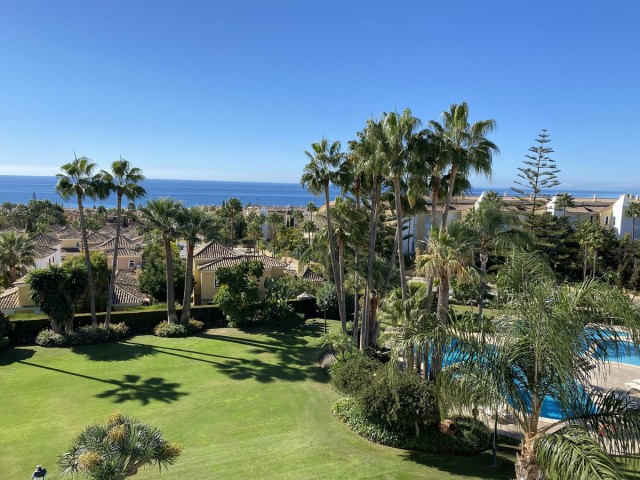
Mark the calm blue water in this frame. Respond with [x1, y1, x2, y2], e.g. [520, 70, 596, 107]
[0, 175, 342, 208]
[0, 175, 634, 208]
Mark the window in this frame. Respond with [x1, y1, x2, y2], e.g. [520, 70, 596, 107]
[605, 216, 609, 226]
[214, 276, 220, 288]
[128, 260, 135, 269]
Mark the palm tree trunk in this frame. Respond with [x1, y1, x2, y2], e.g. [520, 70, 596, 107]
[353, 192, 361, 344]
[383, 229, 399, 297]
[180, 242, 195, 323]
[361, 176, 380, 351]
[583, 245, 588, 281]
[338, 235, 347, 333]
[324, 185, 346, 331]
[514, 435, 540, 480]
[105, 193, 123, 328]
[78, 196, 98, 329]
[478, 253, 488, 321]
[432, 273, 450, 378]
[440, 166, 458, 231]
[394, 176, 408, 299]
[164, 234, 178, 323]
[593, 249, 597, 279]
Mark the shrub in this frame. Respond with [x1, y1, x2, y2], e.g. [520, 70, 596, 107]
[0, 336, 9, 352]
[333, 397, 491, 455]
[35, 323, 130, 347]
[186, 319, 205, 334]
[318, 331, 356, 361]
[329, 352, 382, 396]
[35, 329, 67, 347]
[154, 321, 189, 338]
[358, 367, 438, 436]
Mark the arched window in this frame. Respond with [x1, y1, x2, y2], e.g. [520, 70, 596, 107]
[128, 260, 135, 269]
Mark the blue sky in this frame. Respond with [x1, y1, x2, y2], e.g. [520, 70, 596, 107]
[0, 1, 638, 190]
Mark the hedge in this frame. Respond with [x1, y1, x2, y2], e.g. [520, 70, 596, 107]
[9, 305, 225, 344]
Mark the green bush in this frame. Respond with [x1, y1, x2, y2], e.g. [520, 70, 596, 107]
[35, 323, 131, 347]
[333, 397, 491, 455]
[358, 367, 438, 436]
[35, 329, 67, 347]
[329, 352, 382, 396]
[9, 306, 223, 344]
[0, 336, 9, 352]
[153, 319, 204, 338]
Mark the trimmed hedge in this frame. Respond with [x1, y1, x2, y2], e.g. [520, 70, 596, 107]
[9, 305, 224, 344]
[333, 397, 491, 455]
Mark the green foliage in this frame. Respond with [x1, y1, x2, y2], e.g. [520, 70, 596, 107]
[329, 352, 382, 396]
[64, 252, 112, 312]
[0, 336, 8, 352]
[213, 260, 264, 326]
[262, 277, 305, 327]
[358, 366, 438, 436]
[333, 398, 490, 455]
[153, 319, 205, 337]
[318, 331, 356, 361]
[0, 199, 66, 232]
[138, 239, 186, 304]
[58, 411, 182, 479]
[0, 311, 13, 337]
[35, 323, 130, 347]
[316, 282, 336, 314]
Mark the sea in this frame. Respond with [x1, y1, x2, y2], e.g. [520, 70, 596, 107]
[0, 175, 633, 209]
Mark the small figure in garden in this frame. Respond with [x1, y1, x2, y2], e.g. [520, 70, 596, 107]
[32, 465, 47, 478]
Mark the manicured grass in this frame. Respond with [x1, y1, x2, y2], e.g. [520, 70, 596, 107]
[1, 320, 517, 479]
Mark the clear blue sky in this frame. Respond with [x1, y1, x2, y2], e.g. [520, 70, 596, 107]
[1, 1, 638, 190]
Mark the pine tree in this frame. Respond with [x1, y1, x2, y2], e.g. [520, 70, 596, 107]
[512, 129, 560, 218]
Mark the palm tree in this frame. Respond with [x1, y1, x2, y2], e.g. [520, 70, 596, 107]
[266, 212, 284, 253]
[416, 221, 475, 377]
[306, 201, 318, 222]
[575, 221, 606, 280]
[0, 232, 36, 284]
[428, 102, 498, 231]
[56, 156, 106, 328]
[464, 196, 529, 318]
[246, 219, 263, 254]
[555, 192, 575, 217]
[439, 249, 640, 480]
[140, 198, 183, 323]
[377, 109, 421, 299]
[220, 197, 243, 245]
[100, 158, 146, 328]
[301, 138, 347, 327]
[626, 201, 640, 240]
[291, 209, 304, 228]
[59, 411, 181, 479]
[176, 206, 213, 323]
[302, 220, 317, 244]
[28, 263, 88, 333]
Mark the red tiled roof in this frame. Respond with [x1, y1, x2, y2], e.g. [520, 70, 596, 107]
[30, 232, 61, 247]
[198, 254, 287, 272]
[0, 287, 20, 309]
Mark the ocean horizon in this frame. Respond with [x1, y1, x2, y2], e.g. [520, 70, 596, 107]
[0, 175, 636, 209]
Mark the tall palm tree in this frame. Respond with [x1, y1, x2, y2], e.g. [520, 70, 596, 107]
[626, 201, 640, 240]
[416, 221, 475, 377]
[302, 220, 317, 244]
[575, 221, 606, 280]
[100, 158, 146, 328]
[176, 206, 213, 323]
[220, 197, 243, 245]
[555, 192, 575, 217]
[301, 138, 347, 328]
[140, 198, 183, 323]
[247, 219, 263, 254]
[0, 232, 36, 284]
[428, 102, 498, 231]
[291, 209, 304, 228]
[266, 212, 284, 253]
[56, 156, 106, 329]
[439, 250, 640, 480]
[376, 109, 421, 299]
[306, 201, 318, 222]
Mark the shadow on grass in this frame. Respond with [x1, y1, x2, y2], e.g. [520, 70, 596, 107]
[0, 347, 35, 365]
[17, 361, 187, 405]
[400, 444, 516, 479]
[71, 341, 156, 362]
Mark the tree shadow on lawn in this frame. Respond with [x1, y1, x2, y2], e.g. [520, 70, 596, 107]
[17, 361, 187, 405]
[0, 346, 35, 366]
[400, 445, 516, 479]
[71, 341, 157, 362]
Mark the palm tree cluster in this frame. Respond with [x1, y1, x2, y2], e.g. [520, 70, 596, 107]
[301, 103, 498, 350]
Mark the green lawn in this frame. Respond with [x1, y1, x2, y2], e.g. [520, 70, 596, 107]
[1, 320, 517, 479]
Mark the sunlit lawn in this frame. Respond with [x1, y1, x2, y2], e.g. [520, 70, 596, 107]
[1, 320, 519, 479]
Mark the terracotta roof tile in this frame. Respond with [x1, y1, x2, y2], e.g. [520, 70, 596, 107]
[0, 287, 20, 309]
[194, 241, 237, 259]
[30, 232, 61, 247]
